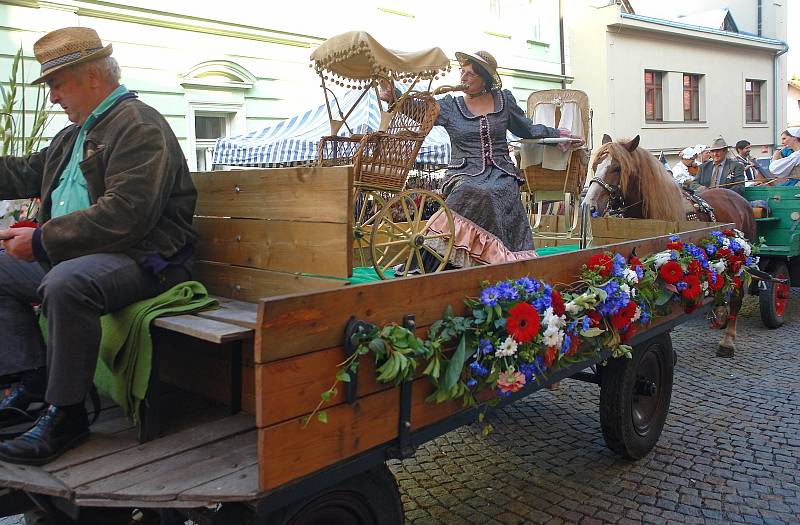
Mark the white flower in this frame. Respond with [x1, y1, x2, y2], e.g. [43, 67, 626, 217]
[565, 301, 581, 314]
[712, 260, 727, 274]
[741, 240, 752, 256]
[622, 268, 639, 284]
[653, 251, 671, 268]
[702, 281, 708, 291]
[721, 237, 730, 248]
[542, 325, 564, 348]
[632, 306, 642, 322]
[542, 306, 565, 329]
[496, 336, 518, 358]
[620, 283, 631, 296]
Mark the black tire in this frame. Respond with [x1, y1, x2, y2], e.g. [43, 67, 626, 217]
[24, 510, 61, 525]
[759, 260, 790, 329]
[25, 507, 158, 525]
[599, 332, 674, 460]
[264, 464, 404, 525]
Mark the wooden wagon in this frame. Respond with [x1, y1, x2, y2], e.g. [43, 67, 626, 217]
[0, 165, 730, 525]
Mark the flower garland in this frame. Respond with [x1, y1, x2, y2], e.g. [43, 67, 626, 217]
[308, 229, 756, 424]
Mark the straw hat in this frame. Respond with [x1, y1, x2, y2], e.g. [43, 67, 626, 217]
[709, 136, 729, 151]
[454, 50, 502, 90]
[32, 27, 113, 84]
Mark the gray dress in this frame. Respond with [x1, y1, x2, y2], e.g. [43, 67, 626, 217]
[436, 89, 559, 253]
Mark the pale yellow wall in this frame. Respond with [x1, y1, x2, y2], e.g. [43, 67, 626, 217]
[789, 84, 800, 126]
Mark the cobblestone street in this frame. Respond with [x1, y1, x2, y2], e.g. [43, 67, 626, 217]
[391, 290, 800, 524]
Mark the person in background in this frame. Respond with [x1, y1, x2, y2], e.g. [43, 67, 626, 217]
[688, 136, 745, 195]
[0, 27, 196, 465]
[769, 128, 800, 185]
[671, 147, 698, 186]
[694, 144, 711, 166]
[734, 139, 769, 185]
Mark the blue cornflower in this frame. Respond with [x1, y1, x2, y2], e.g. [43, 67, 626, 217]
[479, 338, 493, 355]
[676, 281, 687, 291]
[519, 362, 537, 382]
[669, 235, 680, 242]
[581, 316, 591, 332]
[635, 266, 644, 280]
[516, 277, 538, 294]
[670, 251, 679, 261]
[469, 361, 489, 377]
[709, 272, 718, 284]
[745, 257, 753, 266]
[701, 259, 709, 270]
[729, 240, 741, 253]
[481, 287, 499, 307]
[467, 378, 478, 389]
[534, 355, 546, 373]
[705, 243, 716, 255]
[560, 333, 572, 355]
[496, 281, 519, 301]
[640, 310, 650, 324]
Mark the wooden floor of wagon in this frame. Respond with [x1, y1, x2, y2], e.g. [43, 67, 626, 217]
[0, 390, 261, 508]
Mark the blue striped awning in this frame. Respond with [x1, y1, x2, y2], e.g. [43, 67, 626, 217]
[212, 89, 452, 167]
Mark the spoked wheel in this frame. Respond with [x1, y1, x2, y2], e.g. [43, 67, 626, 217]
[369, 189, 454, 279]
[759, 260, 790, 329]
[264, 464, 404, 525]
[352, 190, 386, 268]
[599, 333, 674, 460]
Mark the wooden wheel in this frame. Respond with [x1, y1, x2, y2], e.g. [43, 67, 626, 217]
[352, 190, 386, 268]
[369, 190, 454, 279]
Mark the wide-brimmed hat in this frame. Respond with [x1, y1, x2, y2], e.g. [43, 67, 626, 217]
[709, 137, 729, 151]
[32, 27, 113, 84]
[454, 50, 502, 90]
[694, 144, 708, 153]
[679, 147, 697, 159]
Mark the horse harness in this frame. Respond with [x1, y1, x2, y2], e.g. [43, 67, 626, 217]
[588, 175, 717, 221]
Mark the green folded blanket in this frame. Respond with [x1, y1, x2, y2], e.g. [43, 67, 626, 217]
[92, 280, 218, 422]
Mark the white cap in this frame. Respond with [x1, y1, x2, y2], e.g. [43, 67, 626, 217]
[787, 127, 800, 138]
[694, 144, 708, 152]
[679, 147, 697, 159]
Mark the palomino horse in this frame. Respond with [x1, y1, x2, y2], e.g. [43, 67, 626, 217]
[582, 134, 756, 358]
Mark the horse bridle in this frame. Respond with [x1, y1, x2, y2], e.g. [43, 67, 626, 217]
[587, 175, 628, 216]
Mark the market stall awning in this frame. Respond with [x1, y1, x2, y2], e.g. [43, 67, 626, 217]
[212, 89, 452, 168]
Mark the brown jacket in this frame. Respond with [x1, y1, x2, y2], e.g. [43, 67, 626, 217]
[0, 95, 197, 266]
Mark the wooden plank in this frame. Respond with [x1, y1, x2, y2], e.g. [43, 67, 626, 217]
[258, 388, 400, 491]
[76, 432, 258, 502]
[55, 414, 254, 488]
[179, 464, 262, 502]
[0, 462, 72, 499]
[195, 218, 350, 278]
[153, 315, 253, 344]
[192, 167, 352, 223]
[195, 296, 258, 329]
[195, 262, 347, 304]
[254, 226, 727, 363]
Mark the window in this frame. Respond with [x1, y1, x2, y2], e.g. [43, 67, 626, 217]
[487, 0, 546, 44]
[644, 70, 663, 122]
[683, 74, 700, 121]
[745, 79, 763, 123]
[194, 114, 229, 171]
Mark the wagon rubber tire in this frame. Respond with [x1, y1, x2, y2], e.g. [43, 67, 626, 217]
[599, 332, 674, 460]
[759, 260, 790, 329]
[263, 463, 404, 525]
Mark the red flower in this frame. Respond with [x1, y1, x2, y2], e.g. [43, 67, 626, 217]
[733, 276, 742, 289]
[722, 229, 735, 237]
[629, 256, 643, 270]
[587, 310, 602, 327]
[551, 290, 565, 316]
[11, 220, 36, 229]
[620, 324, 638, 343]
[666, 241, 683, 250]
[687, 260, 702, 276]
[659, 261, 683, 284]
[587, 253, 613, 277]
[507, 302, 541, 344]
[681, 275, 702, 300]
[728, 254, 744, 274]
[611, 301, 637, 330]
[567, 333, 581, 356]
[717, 248, 731, 258]
[543, 346, 557, 368]
[706, 271, 724, 292]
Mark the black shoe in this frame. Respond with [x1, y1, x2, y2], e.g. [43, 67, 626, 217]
[0, 404, 89, 465]
[0, 383, 45, 428]
[716, 346, 735, 358]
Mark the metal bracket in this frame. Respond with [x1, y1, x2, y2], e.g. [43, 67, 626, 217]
[395, 314, 416, 458]
[343, 316, 374, 405]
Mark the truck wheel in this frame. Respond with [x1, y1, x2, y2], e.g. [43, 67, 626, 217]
[599, 332, 674, 460]
[24, 510, 59, 525]
[759, 260, 790, 328]
[264, 464, 404, 525]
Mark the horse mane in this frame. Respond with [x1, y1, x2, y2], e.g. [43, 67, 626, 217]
[594, 140, 685, 221]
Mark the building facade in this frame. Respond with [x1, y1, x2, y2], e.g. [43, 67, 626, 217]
[568, 1, 788, 160]
[0, 0, 572, 171]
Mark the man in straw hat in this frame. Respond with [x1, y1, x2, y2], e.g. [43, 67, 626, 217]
[688, 136, 745, 196]
[0, 27, 196, 465]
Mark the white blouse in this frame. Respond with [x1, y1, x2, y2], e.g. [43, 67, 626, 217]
[769, 149, 800, 177]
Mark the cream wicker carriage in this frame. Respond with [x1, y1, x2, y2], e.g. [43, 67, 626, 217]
[311, 31, 455, 278]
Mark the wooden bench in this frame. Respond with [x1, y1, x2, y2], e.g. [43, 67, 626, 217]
[139, 165, 354, 442]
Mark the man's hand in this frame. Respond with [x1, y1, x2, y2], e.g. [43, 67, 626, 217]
[0, 227, 36, 262]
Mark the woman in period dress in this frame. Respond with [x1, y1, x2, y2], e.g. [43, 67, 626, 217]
[381, 50, 582, 268]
